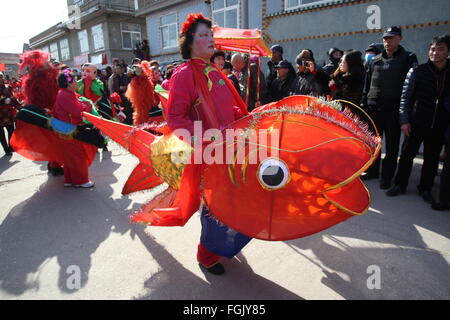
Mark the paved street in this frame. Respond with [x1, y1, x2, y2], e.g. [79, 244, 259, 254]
[0, 142, 449, 300]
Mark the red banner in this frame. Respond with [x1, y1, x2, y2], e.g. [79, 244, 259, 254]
[102, 54, 108, 65]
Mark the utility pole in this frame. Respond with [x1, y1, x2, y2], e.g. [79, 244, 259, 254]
[242, 0, 248, 29]
[205, 0, 212, 19]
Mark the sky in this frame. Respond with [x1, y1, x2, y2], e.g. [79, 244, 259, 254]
[0, 0, 69, 53]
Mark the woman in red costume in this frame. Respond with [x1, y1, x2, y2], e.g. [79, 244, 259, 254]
[166, 14, 250, 275]
[54, 70, 95, 188]
[11, 68, 100, 188]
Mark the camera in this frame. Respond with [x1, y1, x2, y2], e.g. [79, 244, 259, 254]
[297, 60, 310, 67]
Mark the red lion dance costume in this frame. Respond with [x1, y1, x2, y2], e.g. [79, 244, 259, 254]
[16, 50, 63, 173]
[125, 61, 158, 126]
[19, 50, 59, 111]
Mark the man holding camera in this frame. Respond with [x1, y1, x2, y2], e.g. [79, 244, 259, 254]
[290, 49, 330, 97]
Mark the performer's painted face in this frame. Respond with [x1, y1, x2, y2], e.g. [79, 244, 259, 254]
[82, 65, 97, 80]
[191, 23, 215, 60]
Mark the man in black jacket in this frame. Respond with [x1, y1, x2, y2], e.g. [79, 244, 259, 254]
[386, 35, 450, 203]
[266, 60, 296, 103]
[433, 94, 450, 210]
[266, 45, 284, 91]
[361, 26, 418, 189]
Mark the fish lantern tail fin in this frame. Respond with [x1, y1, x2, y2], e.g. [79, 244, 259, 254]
[122, 163, 164, 195]
[82, 112, 157, 164]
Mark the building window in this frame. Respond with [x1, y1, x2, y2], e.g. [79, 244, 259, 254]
[134, 0, 139, 10]
[212, 0, 239, 28]
[59, 38, 71, 61]
[78, 29, 89, 53]
[73, 0, 85, 7]
[90, 53, 103, 66]
[91, 23, 105, 51]
[49, 42, 60, 61]
[160, 13, 177, 49]
[121, 23, 141, 50]
[285, 0, 330, 10]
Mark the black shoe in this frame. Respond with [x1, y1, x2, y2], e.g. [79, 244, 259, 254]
[386, 185, 405, 197]
[380, 180, 391, 190]
[431, 202, 450, 211]
[361, 173, 379, 181]
[51, 167, 64, 176]
[419, 190, 435, 204]
[5, 146, 14, 155]
[199, 262, 225, 275]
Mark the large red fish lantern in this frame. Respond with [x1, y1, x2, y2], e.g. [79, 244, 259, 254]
[84, 95, 381, 241]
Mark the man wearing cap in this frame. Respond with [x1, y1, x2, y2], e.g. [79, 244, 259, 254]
[266, 60, 296, 103]
[362, 26, 418, 189]
[323, 48, 344, 76]
[267, 45, 284, 91]
[364, 43, 383, 68]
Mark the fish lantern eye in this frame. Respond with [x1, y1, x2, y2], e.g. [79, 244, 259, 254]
[257, 158, 290, 191]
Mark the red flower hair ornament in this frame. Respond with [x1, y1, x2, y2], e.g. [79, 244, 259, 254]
[181, 13, 211, 34]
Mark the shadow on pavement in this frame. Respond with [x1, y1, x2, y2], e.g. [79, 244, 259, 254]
[0, 157, 19, 175]
[133, 226, 303, 300]
[2, 150, 448, 299]
[0, 155, 134, 295]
